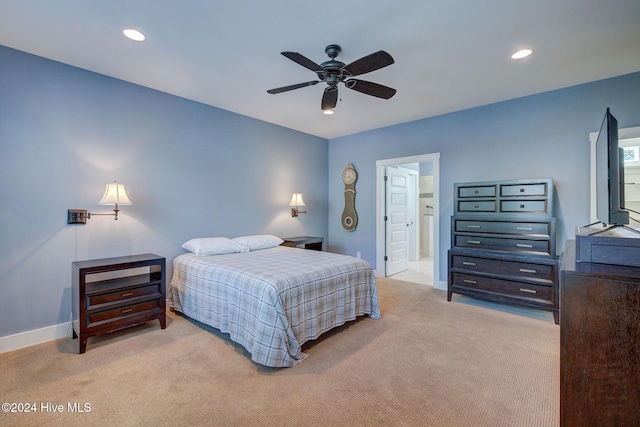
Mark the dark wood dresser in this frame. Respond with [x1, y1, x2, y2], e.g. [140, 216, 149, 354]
[447, 178, 559, 323]
[560, 240, 640, 426]
[72, 254, 166, 353]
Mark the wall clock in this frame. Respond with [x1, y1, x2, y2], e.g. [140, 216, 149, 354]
[342, 164, 358, 231]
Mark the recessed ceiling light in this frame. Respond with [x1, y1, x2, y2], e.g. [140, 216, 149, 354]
[511, 49, 533, 60]
[123, 28, 146, 42]
[323, 110, 334, 115]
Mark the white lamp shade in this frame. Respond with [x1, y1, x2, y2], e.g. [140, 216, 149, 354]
[289, 193, 306, 207]
[98, 182, 132, 205]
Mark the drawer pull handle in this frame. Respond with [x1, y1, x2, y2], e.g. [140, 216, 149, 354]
[466, 225, 481, 228]
[520, 204, 525, 209]
[516, 227, 533, 231]
[474, 204, 479, 208]
[520, 288, 537, 294]
[516, 243, 533, 248]
[474, 189, 479, 194]
[121, 292, 133, 297]
[520, 188, 525, 193]
[121, 308, 133, 314]
[468, 240, 481, 244]
[462, 261, 477, 266]
[463, 279, 477, 284]
[519, 268, 537, 274]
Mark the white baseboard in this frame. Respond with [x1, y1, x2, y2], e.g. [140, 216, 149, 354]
[433, 280, 447, 291]
[0, 322, 70, 354]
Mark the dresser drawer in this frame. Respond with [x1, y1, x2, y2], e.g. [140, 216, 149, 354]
[454, 235, 551, 256]
[451, 272, 554, 303]
[450, 254, 555, 283]
[500, 182, 548, 197]
[457, 200, 497, 213]
[454, 220, 551, 237]
[87, 300, 161, 326]
[458, 185, 497, 198]
[500, 200, 547, 214]
[88, 283, 161, 309]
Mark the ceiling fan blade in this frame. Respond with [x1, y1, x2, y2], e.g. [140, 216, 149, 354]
[345, 79, 396, 99]
[321, 87, 338, 110]
[267, 81, 319, 94]
[281, 52, 324, 74]
[342, 50, 394, 76]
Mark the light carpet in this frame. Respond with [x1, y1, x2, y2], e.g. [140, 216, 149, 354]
[0, 278, 559, 426]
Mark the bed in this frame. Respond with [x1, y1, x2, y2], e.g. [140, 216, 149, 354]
[168, 239, 380, 368]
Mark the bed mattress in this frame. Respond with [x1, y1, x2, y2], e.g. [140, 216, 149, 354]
[168, 246, 380, 367]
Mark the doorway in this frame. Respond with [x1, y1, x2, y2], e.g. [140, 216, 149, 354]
[375, 153, 443, 290]
[619, 136, 640, 227]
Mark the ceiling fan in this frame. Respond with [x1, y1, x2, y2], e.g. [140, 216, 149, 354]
[267, 44, 396, 112]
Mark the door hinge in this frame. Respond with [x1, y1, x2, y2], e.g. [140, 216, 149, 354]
[384, 175, 388, 181]
[384, 215, 388, 221]
[384, 256, 388, 261]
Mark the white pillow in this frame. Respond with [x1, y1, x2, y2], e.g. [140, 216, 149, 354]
[182, 237, 248, 256]
[232, 234, 284, 251]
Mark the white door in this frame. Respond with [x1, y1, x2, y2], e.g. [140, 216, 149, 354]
[376, 153, 441, 288]
[385, 166, 412, 276]
[407, 173, 420, 261]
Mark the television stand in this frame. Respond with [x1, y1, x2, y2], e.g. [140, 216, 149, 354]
[575, 225, 640, 267]
[560, 240, 640, 425]
[581, 221, 640, 236]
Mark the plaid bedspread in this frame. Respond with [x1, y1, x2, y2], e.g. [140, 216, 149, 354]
[168, 246, 380, 367]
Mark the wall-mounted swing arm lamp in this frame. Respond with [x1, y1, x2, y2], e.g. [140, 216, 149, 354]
[67, 181, 132, 224]
[289, 193, 307, 217]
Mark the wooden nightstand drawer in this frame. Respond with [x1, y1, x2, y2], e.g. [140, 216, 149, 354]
[88, 283, 161, 308]
[88, 300, 162, 327]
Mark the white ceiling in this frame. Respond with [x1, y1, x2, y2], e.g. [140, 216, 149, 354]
[1, 0, 639, 139]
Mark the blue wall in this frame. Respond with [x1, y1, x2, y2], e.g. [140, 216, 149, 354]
[328, 71, 640, 283]
[2, 41, 640, 340]
[0, 45, 328, 337]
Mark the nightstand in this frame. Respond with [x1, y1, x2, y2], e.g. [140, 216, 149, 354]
[281, 236, 324, 251]
[72, 253, 166, 354]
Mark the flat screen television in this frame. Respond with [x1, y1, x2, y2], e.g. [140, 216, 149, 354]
[595, 108, 629, 226]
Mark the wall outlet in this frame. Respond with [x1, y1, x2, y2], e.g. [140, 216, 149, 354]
[356, 251, 361, 259]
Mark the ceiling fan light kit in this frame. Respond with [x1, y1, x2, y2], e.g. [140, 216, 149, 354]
[267, 44, 396, 112]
